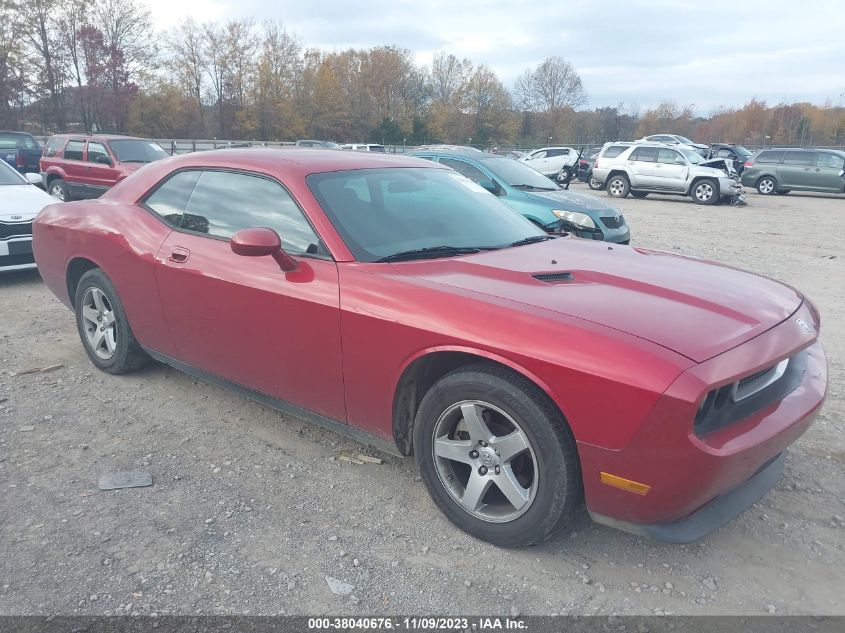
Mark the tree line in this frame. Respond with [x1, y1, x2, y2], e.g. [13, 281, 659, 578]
[2, 0, 843, 147]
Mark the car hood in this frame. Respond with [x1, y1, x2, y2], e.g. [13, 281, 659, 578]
[0, 184, 55, 220]
[523, 189, 619, 216]
[392, 238, 802, 362]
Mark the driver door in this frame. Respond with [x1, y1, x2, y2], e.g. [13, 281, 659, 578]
[147, 168, 346, 422]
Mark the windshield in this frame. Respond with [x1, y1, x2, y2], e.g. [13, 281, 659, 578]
[110, 140, 169, 163]
[734, 146, 752, 157]
[0, 133, 39, 150]
[307, 167, 545, 262]
[681, 149, 704, 164]
[479, 156, 557, 190]
[0, 160, 27, 185]
[675, 135, 695, 145]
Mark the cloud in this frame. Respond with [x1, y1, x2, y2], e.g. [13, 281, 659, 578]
[149, 0, 845, 110]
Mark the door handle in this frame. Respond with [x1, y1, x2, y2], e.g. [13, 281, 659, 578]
[168, 247, 190, 263]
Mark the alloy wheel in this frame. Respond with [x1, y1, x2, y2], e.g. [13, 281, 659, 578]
[759, 178, 775, 194]
[50, 184, 65, 201]
[609, 179, 625, 196]
[431, 400, 538, 523]
[694, 182, 714, 202]
[81, 287, 117, 359]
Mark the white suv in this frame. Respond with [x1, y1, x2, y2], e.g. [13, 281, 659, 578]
[519, 146, 578, 180]
[596, 142, 744, 205]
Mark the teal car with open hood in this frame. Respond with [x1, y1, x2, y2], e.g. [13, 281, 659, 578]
[409, 147, 630, 244]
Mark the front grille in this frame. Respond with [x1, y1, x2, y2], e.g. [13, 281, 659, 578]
[600, 215, 624, 229]
[0, 252, 36, 267]
[0, 222, 32, 240]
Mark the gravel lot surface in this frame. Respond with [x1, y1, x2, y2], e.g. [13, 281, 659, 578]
[1, 187, 843, 617]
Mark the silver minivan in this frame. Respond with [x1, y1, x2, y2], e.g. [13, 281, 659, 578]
[741, 148, 845, 195]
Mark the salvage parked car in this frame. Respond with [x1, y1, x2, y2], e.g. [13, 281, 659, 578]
[40, 133, 169, 201]
[410, 147, 629, 243]
[341, 143, 386, 152]
[0, 160, 54, 271]
[639, 134, 708, 156]
[518, 146, 578, 182]
[741, 148, 845, 195]
[34, 149, 826, 547]
[574, 147, 603, 188]
[598, 143, 745, 205]
[0, 130, 43, 175]
[296, 140, 341, 148]
[707, 143, 753, 175]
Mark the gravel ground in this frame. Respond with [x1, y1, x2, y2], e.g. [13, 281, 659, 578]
[0, 187, 843, 617]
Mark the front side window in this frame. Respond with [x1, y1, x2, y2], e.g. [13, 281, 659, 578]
[87, 142, 109, 163]
[308, 167, 543, 263]
[529, 151, 547, 160]
[817, 153, 845, 169]
[181, 170, 323, 255]
[63, 140, 85, 161]
[657, 149, 685, 165]
[440, 158, 489, 183]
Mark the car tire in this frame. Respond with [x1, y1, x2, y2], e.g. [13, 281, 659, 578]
[74, 269, 149, 375]
[555, 166, 572, 184]
[776, 190, 790, 195]
[48, 178, 70, 201]
[691, 178, 719, 205]
[588, 177, 604, 191]
[413, 363, 582, 547]
[606, 175, 630, 198]
[756, 176, 778, 195]
[631, 191, 648, 198]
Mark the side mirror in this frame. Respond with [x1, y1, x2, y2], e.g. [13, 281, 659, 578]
[95, 155, 113, 166]
[478, 179, 501, 195]
[24, 172, 42, 185]
[230, 227, 297, 272]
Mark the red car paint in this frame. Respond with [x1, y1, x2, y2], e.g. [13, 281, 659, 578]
[32, 149, 828, 530]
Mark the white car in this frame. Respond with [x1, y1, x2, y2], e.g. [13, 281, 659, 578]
[518, 146, 578, 180]
[0, 161, 55, 272]
[638, 134, 708, 156]
[341, 143, 387, 152]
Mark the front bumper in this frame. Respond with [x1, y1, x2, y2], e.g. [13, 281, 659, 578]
[0, 236, 36, 271]
[551, 220, 630, 244]
[579, 301, 827, 540]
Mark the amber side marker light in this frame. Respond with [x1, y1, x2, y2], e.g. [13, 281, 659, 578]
[600, 472, 651, 495]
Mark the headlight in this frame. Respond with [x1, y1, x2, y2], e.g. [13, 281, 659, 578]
[552, 210, 596, 229]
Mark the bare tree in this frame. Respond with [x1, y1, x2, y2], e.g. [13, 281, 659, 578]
[0, 0, 27, 127]
[429, 52, 471, 106]
[514, 56, 586, 112]
[168, 18, 206, 131]
[23, 0, 66, 129]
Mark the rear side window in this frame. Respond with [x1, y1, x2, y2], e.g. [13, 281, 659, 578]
[63, 140, 85, 161]
[756, 151, 784, 164]
[602, 145, 628, 159]
[817, 153, 845, 169]
[629, 147, 658, 162]
[182, 170, 323, 255]
[43, 137, 65, 158]
[783, 151, 817, 166]
[440, 158, 488, 183]
[144, 170, 202, 226]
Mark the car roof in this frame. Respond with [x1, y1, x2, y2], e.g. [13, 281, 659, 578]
[410, 146, 481, 157]
[48, 133, 149, 141]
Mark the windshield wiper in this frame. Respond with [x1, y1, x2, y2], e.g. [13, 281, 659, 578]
[508, 235, 554, 248]
[510, 183, 557, 191]
[376, 245, 487, 263]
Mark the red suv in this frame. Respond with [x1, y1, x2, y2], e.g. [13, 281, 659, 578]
[40, 134, 169, 201]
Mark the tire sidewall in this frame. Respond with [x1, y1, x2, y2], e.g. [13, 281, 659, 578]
[49, 179, 67, 201]
[413, 367, 580, 547]
[692, 178, 719, 205]
[74, 269, 138, 374]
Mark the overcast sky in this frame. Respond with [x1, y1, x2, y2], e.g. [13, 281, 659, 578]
[145, 0, 845, 113]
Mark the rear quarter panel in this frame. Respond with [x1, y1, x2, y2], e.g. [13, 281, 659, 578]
[33, 199, 176, 355]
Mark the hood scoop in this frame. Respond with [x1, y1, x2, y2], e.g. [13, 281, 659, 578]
[533, 272, 574, 284]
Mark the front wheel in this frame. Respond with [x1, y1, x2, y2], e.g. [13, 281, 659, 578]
[691, 178, 719, 205]
[413, 364, 582, 547]
[606, 174, 630, 198]
[588, 176, 604, 190]
[48, 178, 69, 201]
[74, 269, 149, 374]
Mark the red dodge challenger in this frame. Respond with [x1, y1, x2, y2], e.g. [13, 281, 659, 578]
[33, 149, 827, 547]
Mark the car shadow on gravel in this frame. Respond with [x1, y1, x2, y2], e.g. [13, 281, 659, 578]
[0, 268, 41, 287]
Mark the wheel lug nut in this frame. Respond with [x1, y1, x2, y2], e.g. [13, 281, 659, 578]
[469, 450, 479, 459]
[478, 466, 488, 475]
[480, 441, 487, 447]
[495, 466, 501, 475]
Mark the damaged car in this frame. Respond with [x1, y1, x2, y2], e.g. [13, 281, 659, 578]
[597, 143, 746, 205]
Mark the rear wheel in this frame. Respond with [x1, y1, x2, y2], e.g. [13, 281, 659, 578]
[48, 178, 69, 201]
[74, 269, 149, 374]
[756, 176, 778, 195]
[692, 178, 719, 205]
[606, 174, 630, 198]
[555, 166, 573, 184]
[413, 364, 582, 547]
